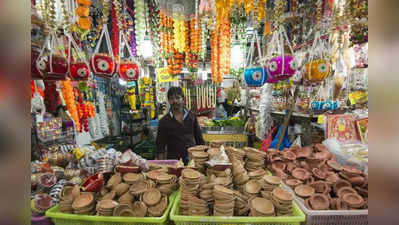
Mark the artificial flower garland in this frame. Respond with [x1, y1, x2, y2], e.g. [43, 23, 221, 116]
[76, 0, 91, 30]
[61, 79, 81, 132]
[173, 13, 186, 53]
[134, 0, 147, 56]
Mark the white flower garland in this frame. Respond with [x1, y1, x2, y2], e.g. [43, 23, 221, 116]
[98, 92, 110, 137]
[258, 83, 273, 139]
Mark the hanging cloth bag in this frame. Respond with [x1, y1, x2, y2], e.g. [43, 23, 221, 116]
[265, 25, 297, 83]
[243, 30, 268, 87]
[36, 32, 68, 80]
[90, 25, 116, 78]
[304, 31, 331, 82]
[117, 31, 140, 81]
[67, 33, 91, 80]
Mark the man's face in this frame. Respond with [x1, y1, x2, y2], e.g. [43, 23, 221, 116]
[168, 94, 184, 111]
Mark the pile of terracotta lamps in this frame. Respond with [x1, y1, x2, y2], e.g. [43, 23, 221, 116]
[58, 169, 178, 216]
[266, 143, 368, 210]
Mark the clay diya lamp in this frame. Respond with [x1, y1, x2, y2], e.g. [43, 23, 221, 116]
[119, 60, 139, 81]
[337, 186, 357, 198]
[306, 157, 324, 169]
[314, 151, 331, 160]
[114, 183, 130, 196]
[106, 173, 122, 189]
[132, 201, 148, 217]
[354, 186, 368, 197]
[282, 151, 297, 161]
[286, 162, 296, 172]
[250, 197, 275, 216]
[341, 165, 362, 176]
[292, 168, 311, 181]
[336, 198, 349, 210]
[270, 154, 283, 163]
[273, 187, 294, 202]
[81, 173, 104, 192]
[273, 169, 288, 180]
[325, 173, 340, 185]
[90, 53, 115, 77]
[296, 146, 313, 159]
[310, 181, 330, 194]
[304, 198, 312, 210]
[299, 160, 311, 171]
[285, 179, 303, 188]
[330, 198, 338, 210]
[342, 193, 364, 209]
[315, 143, 328, 152]
[271, 161, 286, 172]
[244, 180, 262, 194]
[312, 168, 327, 180]
[309, 194, 330, 210]
[333, 179, 352, 194]
[349, 176, 366, 187]
[70, 61, 90, 80]
[142, 188, 161, 206]
[294, 184, 315, 198]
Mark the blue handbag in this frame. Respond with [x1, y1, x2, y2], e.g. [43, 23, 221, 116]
[243, 31, 268, 87]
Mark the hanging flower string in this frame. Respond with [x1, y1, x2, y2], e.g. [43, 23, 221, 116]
[148, 0, 161, 66]
[134, 0, 146, 56]
[111, 1, 119, 59]
[126, 0, 137, 57]
[61, 79, 81, 132]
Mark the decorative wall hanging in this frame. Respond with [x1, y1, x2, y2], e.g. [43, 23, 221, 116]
[265, 25, 297, 83]
[67, 34, 91, 80]
[244, 30, 268, 87]
[89, 0, 115, 78]
[117, 31, 140, 81]
[304, 31, 331, 82]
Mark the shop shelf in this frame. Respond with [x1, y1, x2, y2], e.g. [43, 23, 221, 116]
[281, 183, 368, 225]
[46, 191, 177, 225]
[170, 192, 305, 225]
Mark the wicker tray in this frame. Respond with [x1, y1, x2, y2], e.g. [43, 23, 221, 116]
[45, 192, 177, 225]
[282, 183, 368, 225]
[170, 192, 305, 225]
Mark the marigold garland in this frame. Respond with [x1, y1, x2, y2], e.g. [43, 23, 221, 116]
[61, 79, 81, 132]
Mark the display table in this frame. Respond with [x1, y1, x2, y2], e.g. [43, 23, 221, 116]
[202, 133, 247, 148]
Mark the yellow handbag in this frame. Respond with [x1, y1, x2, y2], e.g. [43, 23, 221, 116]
[304, 31, 331, 82]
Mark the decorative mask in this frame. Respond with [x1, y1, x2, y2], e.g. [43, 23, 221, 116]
[266, 55, 297, 83]
[304, 59, 331, 82]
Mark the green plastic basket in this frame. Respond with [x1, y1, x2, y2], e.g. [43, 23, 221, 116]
[170, 192, 306, 225]
[46, 191, 177, 225]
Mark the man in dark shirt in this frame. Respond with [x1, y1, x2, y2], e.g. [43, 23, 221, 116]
[156, 87, 205, 162]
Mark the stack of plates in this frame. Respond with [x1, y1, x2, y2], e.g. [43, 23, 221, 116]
[213, 176, 233, 189]
[148, 196, 168, 217]
[213, 185, 235, 216]
[232, 159, 249, 187]
[72, 192, 96, 215]
[249, 197, 275, 216]
[113, 204, 134, 217]
[244, 147, 266, 172]
[131, 201, 148, 217]
[123, 173, 143, 184]
[59, 186, 74, 213]
[142, 188, 162, 207]
[187, 195, 210, 216]
[179, 168, 201, 215]
[234, 190, 250, 216]
[225, 147, 246, 161]
[188, 145, 209, 160]
[129, 180, 149, 197]
[248, 169, 267, 180]
[96, 199, 118, 216]
[101, 190, 116, 200]
[191, 151, 209, 173]
[271, 187, 294, 216]
[261, 175, 282, 199]
[243, 180, 262, 198]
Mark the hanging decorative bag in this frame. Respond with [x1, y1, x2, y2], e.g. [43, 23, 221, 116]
[67, 34, 91, 80]
[243, 30, 268, 87]
[265, 25, 297, 83]
[90, 25, 116, 77]
[117, 31, 140, 81]
[36, 32, 68, 80]
[304, 31, 331, 82]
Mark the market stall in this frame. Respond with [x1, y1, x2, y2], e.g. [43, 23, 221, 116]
[31, 0, 367, 224]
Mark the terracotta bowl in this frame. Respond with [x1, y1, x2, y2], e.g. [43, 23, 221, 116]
[272, 187, 293, 201]
[333, 179, 352, 194]
[285, 179, 303, 188]
[325, 173, 340, 184]
[309, 194, 330, 210]
[296, 146, 312, 158]
[72, 192, 94, 210]
[142, 188, 161, 206]
[306, 157, 324, 169]
[312, 168, 327, 180]
[342, 193, 364, 208]
[326, 160, 342, 171]
[263, 175, 282, 185]
[341, 165, 362, 175]
[292, 168, 311, 181]
[286, 162, 296, 172]
[282, 151, 297, 161]
[349, 176, 365, 187]
[337, 186, 357, 198]
[310, 181, 330, 194]
[294, 185, 315, 198]
[250, 197, 275, 215]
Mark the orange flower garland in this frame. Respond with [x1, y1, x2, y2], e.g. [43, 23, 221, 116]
[76, 0, 91, 30]
[61, 79, 81, 132]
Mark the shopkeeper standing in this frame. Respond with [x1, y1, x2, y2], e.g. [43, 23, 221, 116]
[155, 87, 205, 162]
